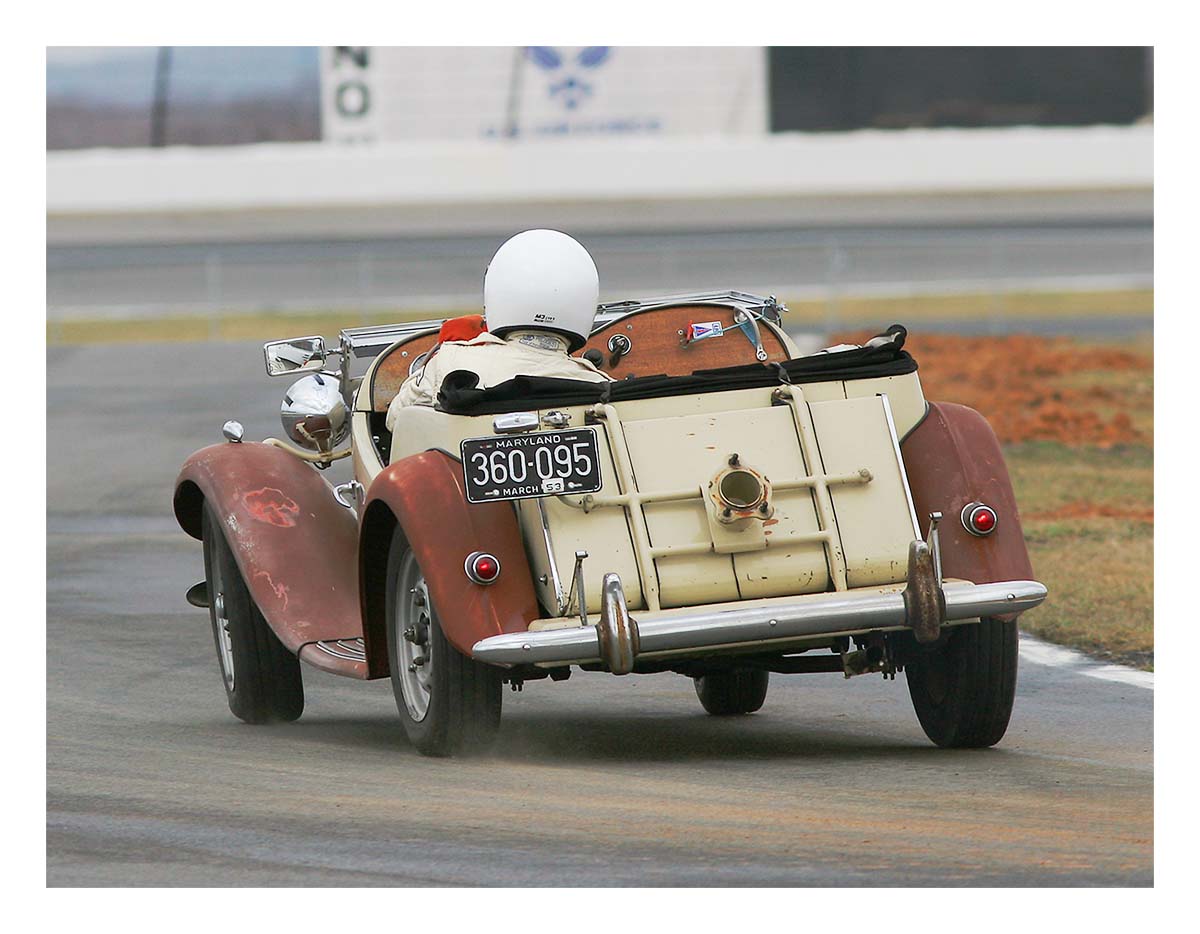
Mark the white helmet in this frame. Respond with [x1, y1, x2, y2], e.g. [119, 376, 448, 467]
[483, 230, 599, 352]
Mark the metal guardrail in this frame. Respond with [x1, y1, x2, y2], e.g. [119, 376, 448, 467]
[46, 227, 1153, 335]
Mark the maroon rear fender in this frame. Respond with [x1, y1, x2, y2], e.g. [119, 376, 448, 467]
[360, 451, 540, 674]
[901, 402, 1034, 616]
[174, 443, 364, 666]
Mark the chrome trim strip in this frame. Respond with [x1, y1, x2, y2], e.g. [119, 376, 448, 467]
[536, 497, 567, 615]
[879, 393, 923, 540]
[597, 290, 785, 324]
[314, 638, 367, 662]
[471, 578, 1048, 667]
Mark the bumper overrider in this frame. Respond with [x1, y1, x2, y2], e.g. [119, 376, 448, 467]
[471, 539, 1047, 674]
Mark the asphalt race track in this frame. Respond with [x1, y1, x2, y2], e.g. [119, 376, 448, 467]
[46, 340, 1153, 886]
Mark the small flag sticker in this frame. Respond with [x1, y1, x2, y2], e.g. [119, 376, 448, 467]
[689, 321, 725, 342]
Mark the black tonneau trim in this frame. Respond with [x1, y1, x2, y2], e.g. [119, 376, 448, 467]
[437, 325, 915, 415]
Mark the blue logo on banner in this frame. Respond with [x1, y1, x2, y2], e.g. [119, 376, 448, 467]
[526, 46, 612, 110]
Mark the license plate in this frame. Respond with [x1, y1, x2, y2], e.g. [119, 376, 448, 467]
[461, 427, 603, 504]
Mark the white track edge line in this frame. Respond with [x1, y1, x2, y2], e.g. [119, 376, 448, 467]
[1019, 631, 1153, 690]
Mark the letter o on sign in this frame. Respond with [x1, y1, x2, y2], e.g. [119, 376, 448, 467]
[336, 81, 370, 118]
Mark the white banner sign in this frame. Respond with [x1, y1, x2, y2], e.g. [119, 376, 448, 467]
[321, 46, 767, 143]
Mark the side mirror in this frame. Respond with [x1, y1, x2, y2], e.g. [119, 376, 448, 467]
[263, 336, 327, 377]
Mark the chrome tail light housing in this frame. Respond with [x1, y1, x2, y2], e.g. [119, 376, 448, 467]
[961, 501, 998, 536]
[464, 551, 502, 585]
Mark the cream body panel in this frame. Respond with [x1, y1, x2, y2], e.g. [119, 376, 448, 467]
[351, 411, 385, 487]
[619, 409, 739, 607]
[843, 372, 926, 439]
[354, 359, 379, 413]
[626, 500, 737, 607]
[807, 395, 919, 588]
[790, 380, 846, 404]
[619, 404, 828, 608]
[389, 405, 498, 463]
[615, 386, 774, 419]
[604, 379, 845, 422]
[520, 406, 644, 614]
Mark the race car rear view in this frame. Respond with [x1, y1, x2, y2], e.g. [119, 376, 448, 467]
[174, 291, 1046, 756]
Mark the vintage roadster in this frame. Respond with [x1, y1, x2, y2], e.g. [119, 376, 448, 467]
[174, 291, 1046, 756]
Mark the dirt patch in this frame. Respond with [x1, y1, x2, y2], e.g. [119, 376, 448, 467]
[835, 331, 1151, 447]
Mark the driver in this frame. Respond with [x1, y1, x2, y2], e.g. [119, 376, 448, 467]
[388, 229, 613, 420]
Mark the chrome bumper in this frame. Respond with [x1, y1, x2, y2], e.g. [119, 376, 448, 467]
[471, 575, 1047, 671]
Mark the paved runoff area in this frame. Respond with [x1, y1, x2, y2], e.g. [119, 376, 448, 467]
[46, 340, 1153, 886]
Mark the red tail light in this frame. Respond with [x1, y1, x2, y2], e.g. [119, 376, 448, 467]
[465, 551, 501, 584]
[961, 502, 998, 536]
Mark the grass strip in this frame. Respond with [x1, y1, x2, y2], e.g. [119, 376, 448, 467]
[47, 288, 1151, 346]
[1006, 442, 1153, 669]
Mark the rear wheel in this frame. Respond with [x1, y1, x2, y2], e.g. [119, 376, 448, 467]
[385, 526, 502, 756]
[905, 617, 1017, 748]
[694, 668, 769, 716]
[200, 504, 304, 724]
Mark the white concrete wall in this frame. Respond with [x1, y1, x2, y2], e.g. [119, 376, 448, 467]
[47, 125, 1153, 244]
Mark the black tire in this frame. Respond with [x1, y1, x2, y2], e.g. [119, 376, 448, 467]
[905, 617, 1017, 748]
[693, 668, 769, 716]
[200, 504, 304, 724]
[384, 526, 502, 757]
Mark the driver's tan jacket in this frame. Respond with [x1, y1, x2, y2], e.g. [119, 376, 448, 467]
[387, 332, 613, 428]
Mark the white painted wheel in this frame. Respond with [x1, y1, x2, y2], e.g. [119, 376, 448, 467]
[384, 526, 503, 756]
[209, 557, 235, 692]
[199, 504, 303, 724]
[393, 549, 434, 722]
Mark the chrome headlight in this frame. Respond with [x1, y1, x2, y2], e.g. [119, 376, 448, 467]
[280, 373, 350, 453]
